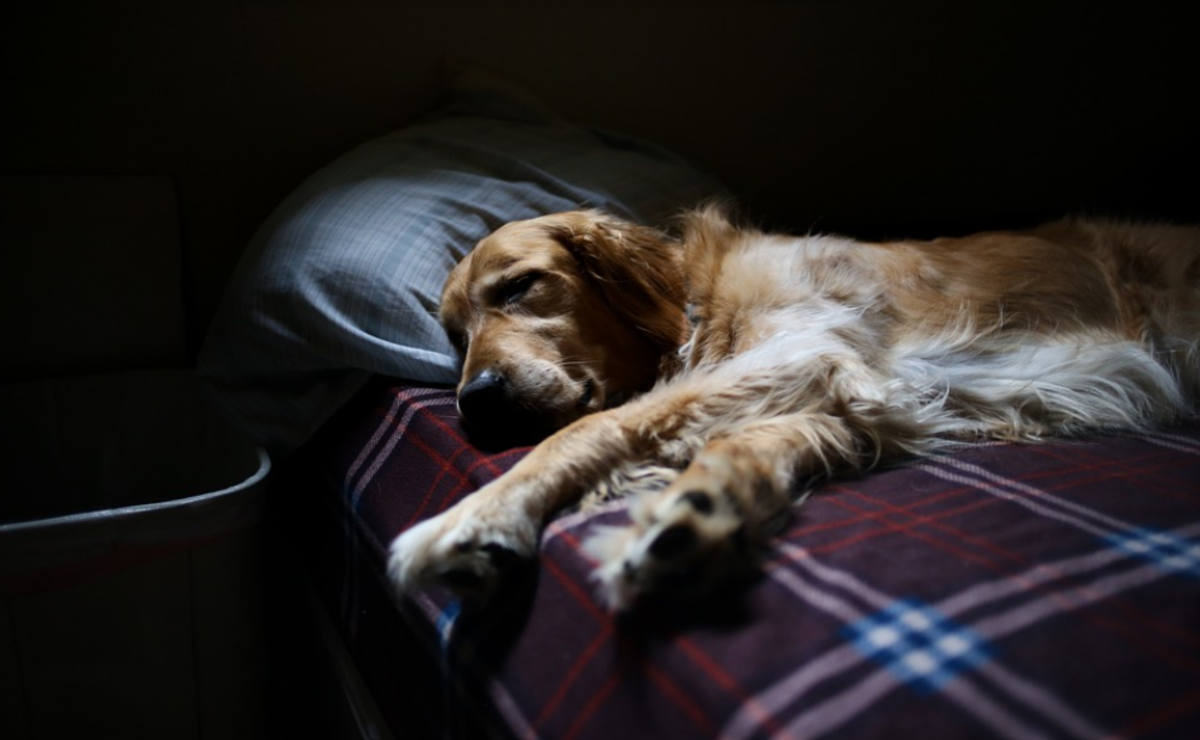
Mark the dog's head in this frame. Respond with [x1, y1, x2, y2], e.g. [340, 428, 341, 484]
[440, 210, 689, 444]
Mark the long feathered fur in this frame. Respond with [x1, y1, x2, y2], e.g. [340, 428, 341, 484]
[389, 205, 1199, 609]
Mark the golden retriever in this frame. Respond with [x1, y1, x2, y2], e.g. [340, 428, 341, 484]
[388, 206, 1199, 609]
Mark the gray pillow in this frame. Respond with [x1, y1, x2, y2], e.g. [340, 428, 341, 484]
[199, 83, 727, 456]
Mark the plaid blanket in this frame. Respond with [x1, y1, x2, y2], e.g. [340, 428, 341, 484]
[289, 377, 1200, 740]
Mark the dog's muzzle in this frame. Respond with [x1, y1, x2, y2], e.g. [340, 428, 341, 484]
[457, 368, 511, 422]
[457, 368, 552, 445]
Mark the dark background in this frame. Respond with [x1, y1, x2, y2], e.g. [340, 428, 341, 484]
[4, 2, 1198, 378]
[3, 4, 1198, 737]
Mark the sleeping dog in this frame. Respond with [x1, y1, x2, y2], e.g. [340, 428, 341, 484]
[389, 206, 1199, 609]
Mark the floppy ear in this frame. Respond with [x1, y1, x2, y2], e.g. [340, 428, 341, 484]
[677, 202, 742, 310]
[547, 210, 690, 357]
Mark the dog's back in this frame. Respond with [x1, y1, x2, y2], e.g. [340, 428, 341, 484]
[391, 209, 1198, 608]
[677, 209, 1199, 440]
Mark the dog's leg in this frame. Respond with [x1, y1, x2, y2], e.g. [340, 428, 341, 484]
[389, 345, 922, 604]
[584, 411, 863, 609]
[387, 392, 697, 599]
[386, 372, 834, 600]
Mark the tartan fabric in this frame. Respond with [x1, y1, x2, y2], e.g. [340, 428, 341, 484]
[293, 376, 1200, 740]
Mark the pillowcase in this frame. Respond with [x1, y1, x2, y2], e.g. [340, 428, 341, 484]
[199, 75, 728, 457]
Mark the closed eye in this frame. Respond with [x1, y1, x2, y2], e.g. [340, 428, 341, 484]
[497, 271, 541, 305]
[445, 327, 468, 354]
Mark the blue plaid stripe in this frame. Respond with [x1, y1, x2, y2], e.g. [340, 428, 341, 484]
[845, 600, 991, 694]
[436, 600, 462, 650]
[1106, 528, 1200, 578]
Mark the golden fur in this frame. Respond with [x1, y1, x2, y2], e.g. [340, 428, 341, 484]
[390, 207, 1199, 609]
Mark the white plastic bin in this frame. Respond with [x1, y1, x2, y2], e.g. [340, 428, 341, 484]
[0, 369, 270, 740]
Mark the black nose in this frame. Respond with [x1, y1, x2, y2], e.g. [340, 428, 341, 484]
[457, 368, 511, 424]
[456, 369, 552, 447]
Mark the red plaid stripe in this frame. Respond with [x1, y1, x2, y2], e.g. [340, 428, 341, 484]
[290, 377, 1200, 740]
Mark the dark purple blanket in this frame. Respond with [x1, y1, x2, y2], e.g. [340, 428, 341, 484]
[292, 377, 1200, 740]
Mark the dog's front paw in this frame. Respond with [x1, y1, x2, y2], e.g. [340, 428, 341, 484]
[583, 462, 774, 610]
[387, 488, 539, 600]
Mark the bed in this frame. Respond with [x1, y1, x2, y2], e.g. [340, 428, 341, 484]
[279, 377, 1200, 740]
[199, 70, 1200, 739]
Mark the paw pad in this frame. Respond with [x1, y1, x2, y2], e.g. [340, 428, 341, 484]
[479, 542, 521, 570]
[680, 490, 714, 514]
[439, 568, 489, 590]
[648, 524, 698, 559]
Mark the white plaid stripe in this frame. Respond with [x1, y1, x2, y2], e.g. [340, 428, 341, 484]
[968, 661, 1106, 740]
[722, 542, 1154, 739]
[736, 557, 1091, 740]
[1142, 429, 1200, 454]
[935, 677, 1057, 740]
[346, 387, 449, 504]
[348, 390, 456, 509]
[348, 388, 538, 740]
[1107, 527, 1200, 577]
[719, 464, 1200, 740]
[343, 389, 454, 639]
[922, 457, 1153, 539]
[927, 456, 1200, 584]
[470, 433, 1197, 739]
[845, 600, 990, 693]
[782, 670, 901, 739]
